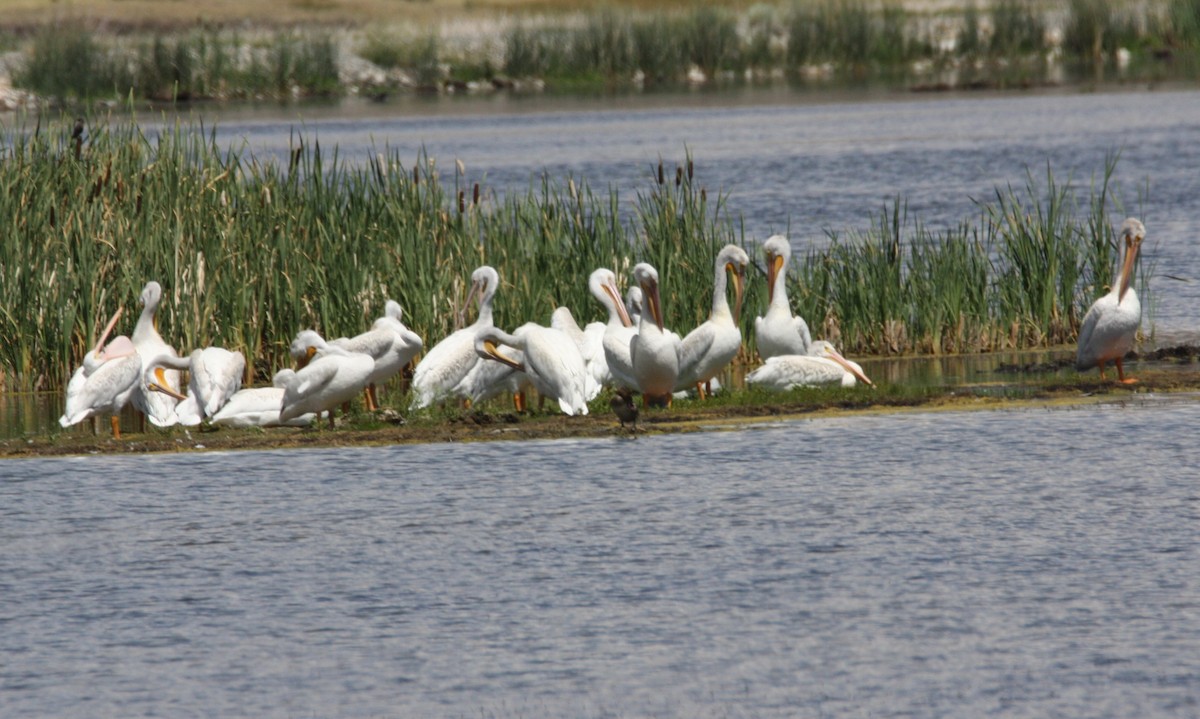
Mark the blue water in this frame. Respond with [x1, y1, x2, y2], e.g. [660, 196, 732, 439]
[4, 399, 1199, 717]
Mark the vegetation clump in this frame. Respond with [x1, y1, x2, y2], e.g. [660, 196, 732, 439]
[0, 118, 1144, 393]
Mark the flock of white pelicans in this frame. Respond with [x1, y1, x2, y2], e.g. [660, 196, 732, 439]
[59, 218, 1147, 439]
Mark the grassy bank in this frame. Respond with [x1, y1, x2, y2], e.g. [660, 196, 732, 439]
[0, 117, 1145, 392]
[4, 0, 1199, 105]
[4, 364, 1198, 458]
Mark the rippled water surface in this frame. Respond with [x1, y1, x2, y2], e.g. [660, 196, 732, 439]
[4, 401, 1200, 717]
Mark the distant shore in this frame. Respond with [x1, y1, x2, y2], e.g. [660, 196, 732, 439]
[0, 0, 1192, 111]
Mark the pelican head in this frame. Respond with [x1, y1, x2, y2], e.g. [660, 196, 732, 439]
[384, 299, 404, 322]
[762, 235, 791, 305]
[465, 265, 500, 310]
[143, 352, 190, 401]
[589, 268, 633, 328]
[632, 262, 664, 332]
[474, 327, 524, 371]
[139, 280, 164, 330]
[289, 329, 326, 368]
[812, 340, 874, 387]
[718, 244, 750, 320]
[625, 286, 643, 324]
[1117, 217, 1145, 302]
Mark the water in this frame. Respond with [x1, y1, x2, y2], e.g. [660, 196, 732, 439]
[3, 400, 1199, 717]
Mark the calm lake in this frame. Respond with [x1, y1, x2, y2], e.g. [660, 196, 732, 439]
[3, 87, 1200, 716]
[3, 399, 1199, 717]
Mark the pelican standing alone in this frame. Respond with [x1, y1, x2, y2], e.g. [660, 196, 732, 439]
[59, 308, 142, 438]
[747, 340, 874, 390]
[475, 323, 591, 416]
[410, 266, 501, 409]
[676, 244, 748, 397]
[629, 262, 682, 406]
[755, 234, 813, 360]
[1076, 217, 1146, 383]
[130, 281, 182, 427]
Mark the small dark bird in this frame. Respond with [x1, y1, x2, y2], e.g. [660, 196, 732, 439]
[609, 388, 639, 432]
[72, 117, 85, 161]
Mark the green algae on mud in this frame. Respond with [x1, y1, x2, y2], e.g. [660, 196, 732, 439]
[5, 368, 1198, 460]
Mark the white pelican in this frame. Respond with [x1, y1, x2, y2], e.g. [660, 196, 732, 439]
[755, 234, 813, 360]
[59, 308, 142, 438]
[130, 281, 181, 427]
[475, 323, 591, 415]
[1076, 218, 1145, 383]
[629, 262, 682, 406]
[329, 299, 424, 410]
[410, 266, 500, 409]
[625, 285, 644, 327]
[589, 268, 638, 392]
[280, 332, 375, 427]
[550, 306, 605, 399]
[746, 340, 874, 390]
[210, 369, 316, 428]
[454, 341, 531, 410]
[144, 347, 246, 426]
[676, 244, 748, 397]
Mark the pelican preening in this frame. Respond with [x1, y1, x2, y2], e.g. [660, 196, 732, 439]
[330, 300, 423, 410]
[746, 341, 874, 390]
[755, 234, 813, 360]
[145, 347, 246, 426]
[1076, 218, 1145, 383]
[59, 308, 141, 439]
[280, 332, 375, 427]
[410, 265, 500, 409]
[475, 323, 591, 416]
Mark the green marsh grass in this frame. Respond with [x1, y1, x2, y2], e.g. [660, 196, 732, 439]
[17, 25, 342, 102]
[0, 118, 1143, 393]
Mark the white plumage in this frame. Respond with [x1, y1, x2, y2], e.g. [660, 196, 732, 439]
[59, 309, 141, 438]
[628, 262, 682, 403]
[211, 369, 316, 428]
[755, 234, 813, 360]
[143, 347, 246, 426]
[129, 281, 182, 427]
[410, 266, 500, 409]
[589, 268, 639, 392]
[1076, 218, 1145, 383]
[676, 244, 748, 395]
[747, 340, 873, 390]
[475, 323, 591, 416]
[280, 332, 375, 426]
[330, 299, 423, 410]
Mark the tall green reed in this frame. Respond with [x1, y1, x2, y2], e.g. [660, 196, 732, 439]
[0, 117, 1143, 391]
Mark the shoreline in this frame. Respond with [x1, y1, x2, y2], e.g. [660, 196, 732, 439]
[5, 368, 1198, 460]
